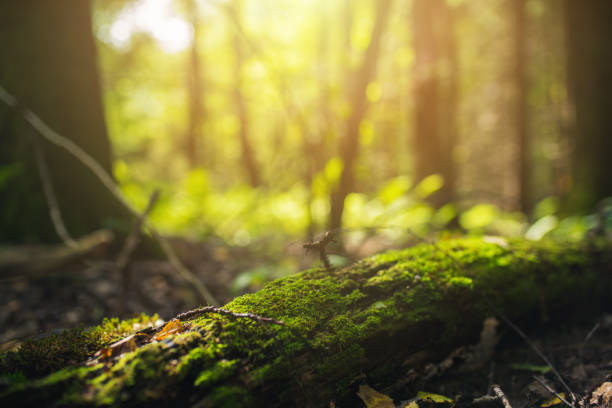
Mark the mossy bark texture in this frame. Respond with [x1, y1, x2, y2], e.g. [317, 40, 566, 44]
[1, 238, 610, 407]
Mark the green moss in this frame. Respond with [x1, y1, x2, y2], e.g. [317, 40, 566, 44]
[447, 276, 474, 290]
[0, 313, 159, 380]
[204, 386, 252, 408]
[1, 238, 609, 407]
[194, 359, 239, 388]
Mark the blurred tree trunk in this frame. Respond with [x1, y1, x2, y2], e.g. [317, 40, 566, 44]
[328, 0, 393, 232]
[185, 0, 204, 168]
[564, 0, 612, 212]
[304, 2, 332, 240]
[513, 0, 530, 215]
[231, 0, 261, 187]
[412, 0, 457, 207]
[0, 0, 132, 243]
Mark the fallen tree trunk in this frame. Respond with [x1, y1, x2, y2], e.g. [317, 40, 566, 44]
[0, 229, 113, 279]
[1, 237, 610, 407]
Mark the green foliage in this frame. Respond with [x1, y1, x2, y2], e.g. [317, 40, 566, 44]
[85, 0, 586, 270]
[0, 163, 23, 189]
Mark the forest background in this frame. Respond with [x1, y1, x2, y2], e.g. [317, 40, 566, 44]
[0, 0, 610, 319]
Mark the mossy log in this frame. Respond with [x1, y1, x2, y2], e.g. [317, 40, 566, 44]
[1, 238, 611, 407]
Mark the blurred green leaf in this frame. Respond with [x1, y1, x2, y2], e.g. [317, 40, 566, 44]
[431, 204, 456, 228]
[415, 175, 444, 198]
[324, 157, 344, 188]
[510, 362, 551, 374]
[459, 204, 498, 231]
[377, 176, 412, 204]
[533, 196, 559, 219]
[525, 215, 558, 240]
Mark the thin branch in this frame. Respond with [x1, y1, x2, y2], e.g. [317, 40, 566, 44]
[118, 190, 161, 313]
[175, 305, 284, 326]
[152, 229, 219, 306]
[31, 135, 78, 248]
[533, 375, 574, 408]
[0, 85, 217, 306]
[116, 190, 160, 272]
[303, 231, 336, 270]
[491, 384, 513, 408]
[488, 300, 576, 404]
[583, 321, 600, 344]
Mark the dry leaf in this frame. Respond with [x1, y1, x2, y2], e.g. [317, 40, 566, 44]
[94, 335, 138, 361]
[590, 382, 612, 408]
[154, 319, 185, 341]
[357, 384, 395, 408]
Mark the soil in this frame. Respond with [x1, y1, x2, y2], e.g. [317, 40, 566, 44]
[0, 236, 252, 351]
[385, 316, 612, 408]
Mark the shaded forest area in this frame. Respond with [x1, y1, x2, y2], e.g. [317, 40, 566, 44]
[1, 0, 611, 407]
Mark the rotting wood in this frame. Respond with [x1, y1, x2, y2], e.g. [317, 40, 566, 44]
[0, 237, 610, 407]
[0, 229, 113, 279]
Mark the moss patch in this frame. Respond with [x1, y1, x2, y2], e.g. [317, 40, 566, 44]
[0, 313, 159, 379]
[1, 238, 610, 407]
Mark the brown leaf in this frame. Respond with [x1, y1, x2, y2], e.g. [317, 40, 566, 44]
[590, 382, 612, 408]
[95, 335, 137, 361]
[154, 319, 185, 341]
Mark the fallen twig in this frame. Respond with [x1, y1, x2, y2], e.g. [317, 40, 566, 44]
[485, 298, 576, 405]
[175, 306, 284, 326]
[31, 135, 77, 248]
[0, 230, 113, 279]
[303, 231, 336, 270]
[152, 230, 219, 305]
[584, 321, 600, 344]
[491, 384, 513, 408]
[0, 85, 218, 306]
[117, 190, 161, 313]
[533, 375, 574, 408]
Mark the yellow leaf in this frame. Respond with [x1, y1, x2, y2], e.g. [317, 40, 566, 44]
[154, 319, 185, 341]
[416, 391, 453, 403]
[357, 385, 395, 408]
[541, 393, 565, 407]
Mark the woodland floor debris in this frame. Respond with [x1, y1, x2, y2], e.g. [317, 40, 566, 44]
[0, 237, 610, 407]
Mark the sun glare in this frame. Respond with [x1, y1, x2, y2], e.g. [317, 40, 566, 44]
[110, 0, 192, 53]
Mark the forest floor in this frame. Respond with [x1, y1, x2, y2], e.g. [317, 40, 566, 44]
[1, 236, 611, 408]
[387, 317, 612, 408]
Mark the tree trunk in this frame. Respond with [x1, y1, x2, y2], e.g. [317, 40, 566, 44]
[185, 0, 204, 168]
[513, 0, 530, 215]
[0, 0, 132, 243]
[2, 238, 609, 407]
[412, 0, 457, 207]
[232, 0, 261, 187]
[564, 0, 612, 212]
[328, 0, 393, 232]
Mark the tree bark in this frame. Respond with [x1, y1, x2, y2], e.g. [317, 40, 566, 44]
[412, 0, 458, 207]
[2, 237, 609, 407]
[0, 0, 132, 243]
[231, 0, 261, 187]
[328, 0, 393, 232]
[513, 0, 530, 215]
[564, 0, 612, 212]
[185, 0, 204, 168]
